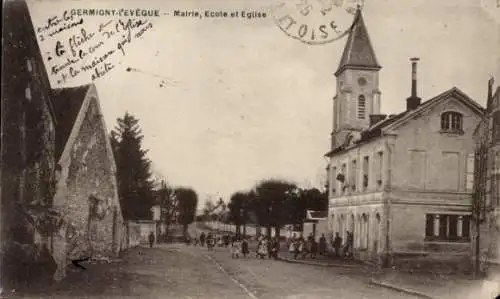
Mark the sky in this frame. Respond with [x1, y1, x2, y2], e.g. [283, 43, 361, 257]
[27, 0, 500, 209]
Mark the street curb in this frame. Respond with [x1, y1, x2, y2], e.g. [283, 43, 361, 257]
[278, 256, 364, 269]
[368, 279, 437, 299]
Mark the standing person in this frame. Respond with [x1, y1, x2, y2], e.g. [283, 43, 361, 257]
[293, 238, 300, 259]
[307, 233, 314, 243]
[267, 237, 273, 259]
[300, 237, 308, 260]
[310, 238, 318, 259]
[333, 232, 342, 258]
[207, 233, 214, 251]
[319, 234, 327, 256]
[148, 231, 155, 248]
[347, 231, 354, 258]
[231, 238, 242, 259]
[242, 238, 249, 258]
[257, 237, 268, 259]
[200, 232, 206, 247]
[288, 237, 295, 256]
[343, 231, 352, 258]
[271, 237, 280, 260]
[268, 237, 274, 259]
[342, 231, 349, 258]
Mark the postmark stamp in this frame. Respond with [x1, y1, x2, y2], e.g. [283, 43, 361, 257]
[271, 0, 363, 45]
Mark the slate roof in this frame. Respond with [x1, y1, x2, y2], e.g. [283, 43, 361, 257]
[326, 87, 485, 157]
[335, 8, 381, 76]
[51, 85, 91, 160]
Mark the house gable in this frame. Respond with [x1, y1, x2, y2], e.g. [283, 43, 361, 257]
[389, 92, 482, 192]
[382, 88, 484, 134]
[53, 83, 122, 220]
[52, 84, 124, 260]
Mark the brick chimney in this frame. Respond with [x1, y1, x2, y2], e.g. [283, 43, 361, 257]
[369, 114, 387, 126]
[406, 58, 421, 111]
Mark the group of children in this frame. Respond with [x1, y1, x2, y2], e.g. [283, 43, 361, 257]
[255, 236, 280, 259]
[288, 233, 328, 259]
[196, 232, 250, 258]
[287, 232, 354, 259]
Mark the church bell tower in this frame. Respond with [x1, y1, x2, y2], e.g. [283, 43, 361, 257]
[331, 8, 382, 149]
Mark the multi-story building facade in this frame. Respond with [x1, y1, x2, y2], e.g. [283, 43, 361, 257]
[326, 8, 484, 270]
[473, 79, 500, 276]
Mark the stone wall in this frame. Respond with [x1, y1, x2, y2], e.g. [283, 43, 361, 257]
[1, 0, 58, 287]
[52, 95, 123, 280]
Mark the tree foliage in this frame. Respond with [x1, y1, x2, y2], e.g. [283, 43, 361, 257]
[176, 187, 198, 234]
[110, 112, 154, 220]
[300, 187, 328, 213]
[228, 191, 255, 235]
[252, 179, 297, 237]
[153, 182, 178, 238]
[224, 181, 328, 237]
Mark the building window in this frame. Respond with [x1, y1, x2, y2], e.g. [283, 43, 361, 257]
[358, 95, 366, 119]
[448, 215, 458, 239]
[425, 215, 434, 237]
[340, 163, 347, 194]
[441, 111, 463, 132]
[376, 151, 383, 188]
[362, 156, 369, 190]
[462, 216, 470, 238]
[425, 214, 470, 241]
[350, 159, 357, 191]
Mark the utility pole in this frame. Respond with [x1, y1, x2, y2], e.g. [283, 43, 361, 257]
[160, 179, 166, 242]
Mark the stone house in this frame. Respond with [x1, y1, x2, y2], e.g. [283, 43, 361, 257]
[1, 0, 58, 287]
[1, 0, 128, 285]
[473, 79, 500, 276]
[326, 8, 484, 270]
[51, 84, 124, 280]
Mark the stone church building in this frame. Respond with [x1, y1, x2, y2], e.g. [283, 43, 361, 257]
[326, 9, 484, 269]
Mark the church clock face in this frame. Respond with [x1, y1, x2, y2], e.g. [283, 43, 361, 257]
[358, 77, 367, 86]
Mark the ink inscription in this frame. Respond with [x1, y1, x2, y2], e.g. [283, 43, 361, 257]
[36, 11, 155, 84]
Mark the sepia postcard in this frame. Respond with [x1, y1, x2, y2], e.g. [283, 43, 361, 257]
[1, 0, 500, 298]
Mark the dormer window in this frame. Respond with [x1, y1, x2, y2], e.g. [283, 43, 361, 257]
[441, 112, 463, 132]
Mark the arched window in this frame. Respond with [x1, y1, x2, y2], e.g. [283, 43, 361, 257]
[358, 95, 366, 119]
[441, 112, 463, 131]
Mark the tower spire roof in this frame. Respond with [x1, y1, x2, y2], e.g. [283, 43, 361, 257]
[335, 8, 381, 76]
